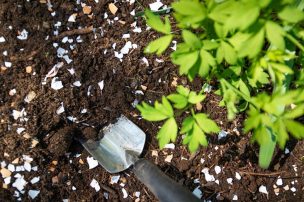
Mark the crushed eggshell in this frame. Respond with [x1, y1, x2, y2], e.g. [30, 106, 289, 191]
[68, 13, 77, 22]
[201, 168, 215, 182]
[227, 178, 233, 185]
[24, 91, 36, 103]
[87, 157, 99, 169]
[259, 185, 268, 194]
[214, 166, 221, 174]
[51, 77, 63, 90]
[9, 89, 16, 96]
[30, 176, 40, 184]
[149, 1, 163, 11]
[165, 154, 173, 162]
[192, 186, 203, 199]
[28, 190, 40, 199]
[110, 175, 120, 184]
[276, 178, 283, 186]
[122, 188, 128, 198]
[17, 29, 29, 40]
[235, 172, 241, 180]
[90, 179, 100, 192]
[164, 143, 175, 149]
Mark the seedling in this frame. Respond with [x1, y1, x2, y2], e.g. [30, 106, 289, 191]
[137, 86, 219, 152]
[139, 0, 304, 168]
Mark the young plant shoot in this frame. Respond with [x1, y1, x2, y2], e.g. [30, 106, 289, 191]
[139, 0, 304, 169]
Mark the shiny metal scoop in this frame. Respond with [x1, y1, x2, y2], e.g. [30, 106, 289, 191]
[81, 115, 146, 173]
[80, 115, 200, 202]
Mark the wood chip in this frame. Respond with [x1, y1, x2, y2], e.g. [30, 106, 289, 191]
[171, 77, 178, 87]
[49, 166, 55, 172]
[31, 139, 39, 148]
[141, 85, 147, 91]
[196, 102, 202, 111]
[108, 3, 118, 15]
[83, 6, 92, 14]
[23, 133, 31, 139]
[1, 66, 7, 72]
[79, 159, 84, 164]
[3, 184, 8, 189]
[118, 20, 126, 25]
[12, 158, 19, 164]
[52, 161, 58, 166]
[165, 154, 173, 163]
[0, 168, 11, 178]
[25, 66, 32, 73]
[39, 0, 47, 3]
[52, 176, 59, 184]
[151, 150, 158, 157]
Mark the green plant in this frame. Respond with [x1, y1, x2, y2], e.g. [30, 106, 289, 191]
[137, 86, 220, 152]
[138, 0, 304, 168]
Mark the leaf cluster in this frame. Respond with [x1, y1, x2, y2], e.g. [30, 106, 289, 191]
[142, 0, 304, 168]
[137, 86, 219, 152]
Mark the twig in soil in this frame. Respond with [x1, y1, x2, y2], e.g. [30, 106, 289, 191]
[53, 27, 94, 40]
[99, 184, 116, 194]
[10, 47, 43, 62]
[239, 170, 284, 177]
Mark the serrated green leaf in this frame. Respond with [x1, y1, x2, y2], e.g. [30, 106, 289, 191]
[208, 0, 237, 23]
[270, 63, 294, 74]
[188, 92, 206, 104]
[238, 79, 250, 97]
[194, 113, 220, 133]
[221, 41, 237, 64]
[225, 3, 260, 31]
[239, 28, 265, 58]
[162, 96, 174, 117]
[182, 30, 201, 49]
[229, 32, 251, 51]
[173, 51, 199, 75]
[216, 43, 224, 63]
[278, 6, 304, 23]
[145, 10, 171, 34]
[202, 40, 219, 50]
[285, 119, 304, 139]
[257, 0, 272, 8]
[180, 116, 195, 134]
[136, 102, 169, 121]
[214, 22, 228, 38]
[167, 94, 188, 109]
[199, 49, 215, 77]
[274, 118, 289, 149]
[145, 34, 173, 55]
[183, 123, 208, 153]
[265, 21, 285, 50]
[172, 1, 206, 17]
[284, 104, 304, 119]
[176, 85, 190, 97]
[256, 127, 276, 169]
[157, 117, 178, 148]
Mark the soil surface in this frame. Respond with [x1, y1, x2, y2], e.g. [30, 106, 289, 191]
[0, 1, 303, 201]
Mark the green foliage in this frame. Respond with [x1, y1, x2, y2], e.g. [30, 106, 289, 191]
[141, 0, 304, 168]
[137, 86, 219, 152]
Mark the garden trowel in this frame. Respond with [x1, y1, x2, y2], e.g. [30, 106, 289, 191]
[80, 115, 200, 202]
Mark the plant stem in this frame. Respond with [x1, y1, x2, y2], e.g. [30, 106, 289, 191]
[220, 79, 253, 104]
[286, 33, 304, 52]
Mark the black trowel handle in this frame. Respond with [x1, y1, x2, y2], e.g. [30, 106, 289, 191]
[133, 159, 201, 202]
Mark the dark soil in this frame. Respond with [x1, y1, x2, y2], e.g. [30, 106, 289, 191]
[1, 1, 304, 202]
